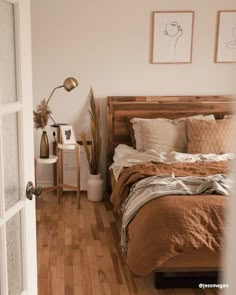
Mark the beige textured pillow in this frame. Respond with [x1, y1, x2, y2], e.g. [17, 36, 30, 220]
[187, 119, 234, 154]
[139, 119, 187, 152]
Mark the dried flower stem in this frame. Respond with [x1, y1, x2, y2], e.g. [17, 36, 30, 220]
[33, 99, 52, 129]
[80, 88, 101, 175]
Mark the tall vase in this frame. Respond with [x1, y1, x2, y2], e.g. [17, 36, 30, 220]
[87, 173, 104, 202]
[40, 130, 49, 158]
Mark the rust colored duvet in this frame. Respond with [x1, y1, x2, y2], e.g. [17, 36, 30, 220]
[110, 161, 231, 276]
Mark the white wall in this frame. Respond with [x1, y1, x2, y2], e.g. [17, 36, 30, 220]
[31, 0, 236, 185]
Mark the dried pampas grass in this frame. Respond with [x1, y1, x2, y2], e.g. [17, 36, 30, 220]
[33, 99, 52, 129]
[80, 88, 101, 175]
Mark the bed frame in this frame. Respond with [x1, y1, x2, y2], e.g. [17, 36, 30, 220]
[106, 95, 235, 190]
[106, 95, 235, 287]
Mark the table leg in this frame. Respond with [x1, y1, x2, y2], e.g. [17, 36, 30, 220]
[35, 158, 37, 187]
[57, 147, 62, 203]
[77, 144, 80, 209]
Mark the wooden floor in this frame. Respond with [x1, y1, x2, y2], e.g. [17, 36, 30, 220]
[36, 191, 220, 295]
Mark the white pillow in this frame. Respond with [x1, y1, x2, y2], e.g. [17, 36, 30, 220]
[113, 144, 137, 162]
[130, 115, 215, 152]
[224, 114, 236, 119]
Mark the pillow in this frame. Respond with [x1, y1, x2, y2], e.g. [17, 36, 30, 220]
[139, 119, 187, 152]
[130, 114, 215, 151]
[126, 117, 137, 148]
[129, 117, 152, 150]
[224, 114, 236, 119]
[187, 119, 234, 154]
[113, 144, 137, 162]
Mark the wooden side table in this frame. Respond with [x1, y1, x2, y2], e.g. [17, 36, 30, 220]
[35, 155, 58, 192]
[52, 140, 92, 188]
[57, 143, 80, 208]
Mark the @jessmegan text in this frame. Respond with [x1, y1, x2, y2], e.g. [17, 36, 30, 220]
[199, 283, 229, 289]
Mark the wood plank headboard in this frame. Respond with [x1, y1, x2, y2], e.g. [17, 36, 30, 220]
[106, 95, 235, 190]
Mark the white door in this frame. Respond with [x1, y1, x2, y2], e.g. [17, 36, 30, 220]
[0, 0, 38, 294]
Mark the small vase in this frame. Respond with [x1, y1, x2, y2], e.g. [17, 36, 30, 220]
[40, 130, 49, 158]
[87, 173, 104, 202]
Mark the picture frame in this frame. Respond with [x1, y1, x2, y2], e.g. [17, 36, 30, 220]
[59, 125, 76, 144]
[215, 10, 236, 63]
[151, 11, 194, 64]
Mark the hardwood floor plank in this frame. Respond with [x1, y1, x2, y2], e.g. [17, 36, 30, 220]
[55, 279, 65, 295]
[65, 227, 72, 246]
[38, 245, 50, 279]
[119, 284, 130, 295]
[94, 206, 105, 232]
[57, 238, 65, 256]
[73, 249, 83, 288]
[56, 256, 64, 279]
[91, 224, 100, 240]
[74, 285, 83, 294]
[47, 266, 56, 295]
[79, 248, 93, 295]
[38, 278, 48, 295]
[64, 264, 74, 295]
[87, 245, 104, 295]
[49, 230, 58, 266]
[36, 191, 221, 295]
[110, 248, 123, 284]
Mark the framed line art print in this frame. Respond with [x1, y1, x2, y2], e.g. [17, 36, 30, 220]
[151, 11, 194, 64]
[215, 10, 236, 63]
[60, 125, 76, 144]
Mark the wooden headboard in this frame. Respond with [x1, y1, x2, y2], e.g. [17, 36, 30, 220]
[106, 95, 235, 189]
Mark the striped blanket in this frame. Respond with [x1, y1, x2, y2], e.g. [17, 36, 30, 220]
[121, 174, 233, 251]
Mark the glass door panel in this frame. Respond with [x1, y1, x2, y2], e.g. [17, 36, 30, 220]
[0, 0, 17, 104]
[6, 212, 23, 295]
[2, 112, 20, 211]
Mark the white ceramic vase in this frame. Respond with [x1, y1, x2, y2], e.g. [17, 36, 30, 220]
[87, 173, 104, 202]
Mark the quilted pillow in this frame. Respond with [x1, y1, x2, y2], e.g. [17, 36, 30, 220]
[187, 119, 234, 154]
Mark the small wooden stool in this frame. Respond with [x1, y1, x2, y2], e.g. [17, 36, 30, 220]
[56, 143, 80, 208]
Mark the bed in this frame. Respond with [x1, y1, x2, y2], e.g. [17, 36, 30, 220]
[106, 96, 235, 288]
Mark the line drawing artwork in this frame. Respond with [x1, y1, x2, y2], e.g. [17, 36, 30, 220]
[226, 27, 236, 49]
[152, 11, 193, 63]
[163, 21, 183, 56]
[215, 11, 236, 62]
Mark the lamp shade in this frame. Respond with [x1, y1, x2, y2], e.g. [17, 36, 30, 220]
[63, 77, 78, 92]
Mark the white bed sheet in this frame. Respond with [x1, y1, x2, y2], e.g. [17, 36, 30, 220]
[111, 144, 235, 181]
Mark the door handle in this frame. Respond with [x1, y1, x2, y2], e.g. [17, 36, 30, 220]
[26, 181, 42, 200]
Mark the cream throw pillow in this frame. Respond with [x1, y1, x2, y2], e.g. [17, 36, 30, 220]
[140, 119, 187, 152]
[187, 119, 234, 154]
[139, 119, 188, 152]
